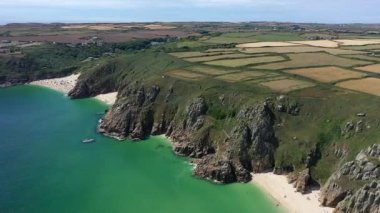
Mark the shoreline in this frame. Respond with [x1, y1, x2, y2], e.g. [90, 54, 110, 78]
[157, 134, 331, 213]
[28, 74, 117, 105]
[251, 172, 334, 213]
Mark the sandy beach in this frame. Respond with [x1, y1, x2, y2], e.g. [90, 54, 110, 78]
[29, 74, 117, 105]
[252, 172, 333, 213]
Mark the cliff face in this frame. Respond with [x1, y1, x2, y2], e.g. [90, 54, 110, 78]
[94, 82, 277, 183]
[320, 144, 380, 211]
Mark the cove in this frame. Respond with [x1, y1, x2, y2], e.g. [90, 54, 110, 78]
[0, 85, 277, 213]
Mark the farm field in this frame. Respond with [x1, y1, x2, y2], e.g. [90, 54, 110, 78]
[253, 53, 372, 70]
[186, 66, 234, 75]
[287, 66, 367, 83]
[341, 44, 380, 50]
[184, 53, 252, 63]
[239, 45, 364, 55]
[215, 71, 266, 82]
[342, 55, 380, 62]
[289, 40, 339, 48]
[335, 39, 380, 46]
[169, 51, 223, 58]
[204, 55, 285, 67]
[259, 78, 315, 92]
[336, 77, 380, 97]
[354, 64, 380, 74]
[166, 69, 206, 81]
[236, 42, 300, 48]
[203, 32, 304, 44]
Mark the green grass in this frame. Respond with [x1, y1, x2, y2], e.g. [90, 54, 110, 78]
[203, 32, 304, 44]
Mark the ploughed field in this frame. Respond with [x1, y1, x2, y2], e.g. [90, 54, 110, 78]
[168, 39, 380, 95]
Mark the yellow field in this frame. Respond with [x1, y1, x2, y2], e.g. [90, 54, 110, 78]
[254, 53, 372, 70]
[187, 66, 233, 75]
[204, 56, 285, 67]
[169, 52, 223, 58]
[355, 64, 380, 74]
[236, 42, 300, 48]
[166, 70, 206, 81]
[184, 53, 252, 62]
[260, 79, 315, 92]
[215, 71, 266, 82]
[335, 39, 380, 46]
[239, 46, 364, 55]
[289, 40, 339, 48]
[287, 66, 366, 83]
[337, 77, 380, 97]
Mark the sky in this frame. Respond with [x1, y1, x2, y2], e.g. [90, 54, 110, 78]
[0, 0, 379, 24]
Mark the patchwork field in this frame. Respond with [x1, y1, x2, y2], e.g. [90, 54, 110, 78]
[341, 44, 380, 50]
[166, 69, 206, 81]
[289, 40, 339, 48]
[206, 48, 238, 52]
[204, 56, 285, 67]
[335, 39, 380, 46]
[215, 71, 266, 82]
[287, 66, 366, 83]
[342, 55, 380, 62]
[354, 64, 380, 74]
[184, 53, 252, 63]
[187, 66, 233, 75]
[260, 79, 315, 92]
[169, 51, 223, 58]
[253, 53, 372, 70]
[236, 42, 300, 48]
[239, 46, 364, 55]
[336, 77, 380, 97]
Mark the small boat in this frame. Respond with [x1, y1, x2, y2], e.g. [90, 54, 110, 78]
[82, 138, 95, 143]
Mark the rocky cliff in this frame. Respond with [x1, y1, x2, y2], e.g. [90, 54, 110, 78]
[320, 144, 380, 211]
[92, 82, 277, 183]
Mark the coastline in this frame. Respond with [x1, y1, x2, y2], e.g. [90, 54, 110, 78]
[157, 134, 331, 213]
[28, 74, 117, 105]
[251, 172, 334, 213]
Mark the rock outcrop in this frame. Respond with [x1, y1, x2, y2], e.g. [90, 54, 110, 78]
[320, 144, 380, 210]
[95, 82, 277, 184]
[335, 181, 380, 213]
[287, 168, 311, 194]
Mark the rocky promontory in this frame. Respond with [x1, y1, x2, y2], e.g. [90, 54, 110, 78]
[320, 144, 380, 211]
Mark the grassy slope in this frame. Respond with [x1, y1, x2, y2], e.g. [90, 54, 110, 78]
[2, 29, 379, 189]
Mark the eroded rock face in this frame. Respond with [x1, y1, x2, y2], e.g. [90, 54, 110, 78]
[233, 104, 277, 173]
[320, 144, 380, 209]
[95, 81, 277, 184]
[97, 84, 160, 140]
[335, 181, 380, 213]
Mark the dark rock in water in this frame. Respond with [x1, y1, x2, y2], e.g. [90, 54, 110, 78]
[320, 144, 380, 210]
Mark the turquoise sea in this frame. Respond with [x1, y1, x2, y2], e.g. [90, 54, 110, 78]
[0, 85, 277, 213]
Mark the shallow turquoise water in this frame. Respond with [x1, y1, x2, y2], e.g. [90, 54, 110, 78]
[0, 85, 277, 213]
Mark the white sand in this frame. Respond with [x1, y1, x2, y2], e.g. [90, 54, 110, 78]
[95, 92, 118, 105]
[29, 74, 79, 94]
[29, 74, 118, 105]
[252, 172, 333, 213]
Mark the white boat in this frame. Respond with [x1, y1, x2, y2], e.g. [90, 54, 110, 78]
[82, 138, 95, 143]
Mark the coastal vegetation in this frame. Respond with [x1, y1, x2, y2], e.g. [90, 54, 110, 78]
[1, 22, 380, 212]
